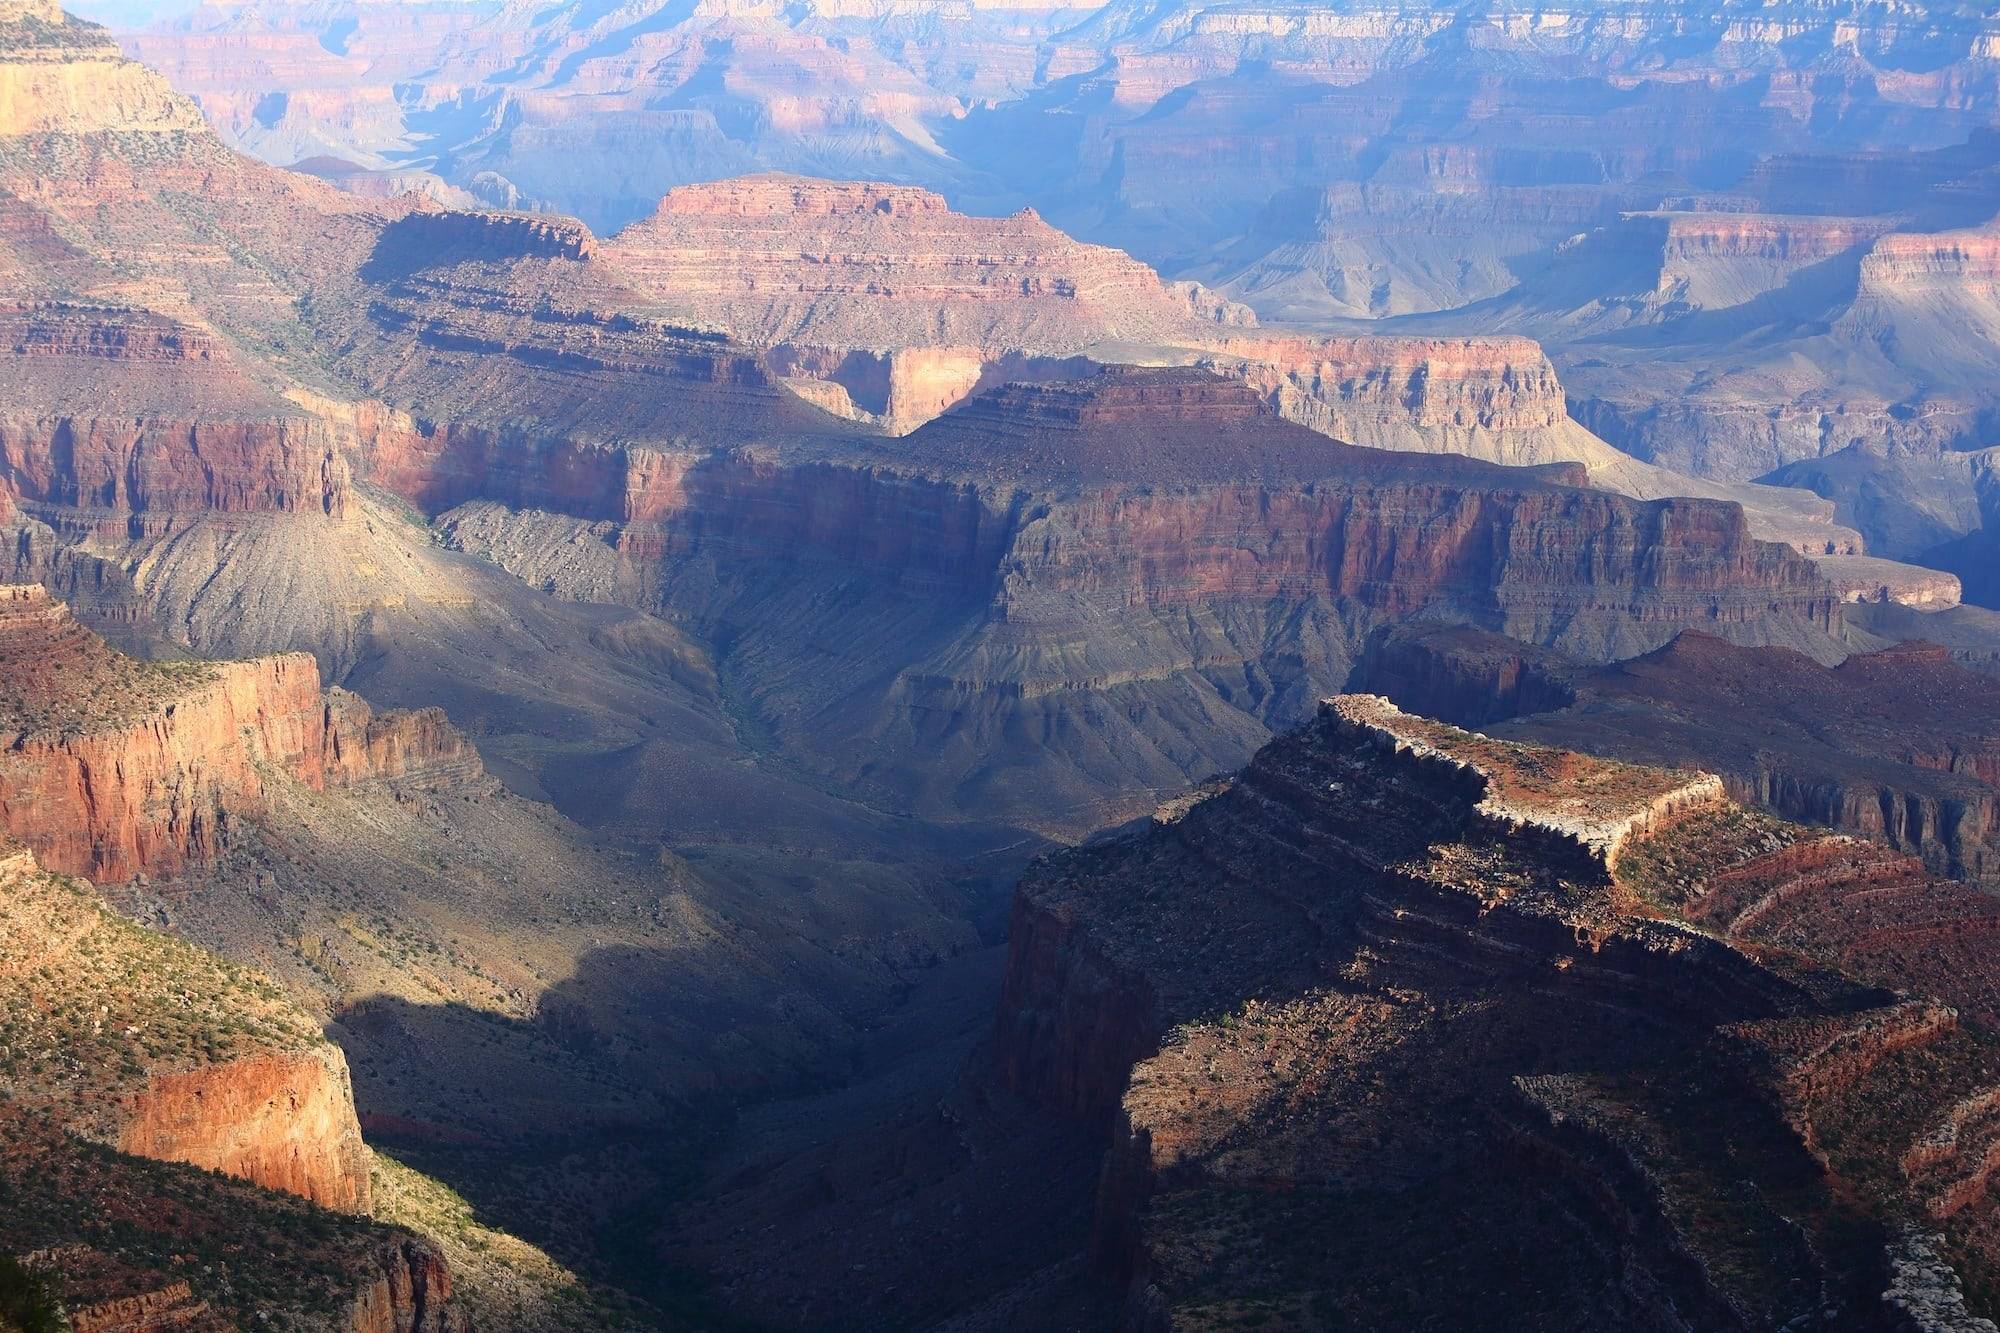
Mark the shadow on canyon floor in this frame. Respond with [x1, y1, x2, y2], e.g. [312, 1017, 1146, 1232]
[329, 936, 1103, 1330]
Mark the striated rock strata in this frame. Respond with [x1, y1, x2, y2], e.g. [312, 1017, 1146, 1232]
[606, 174, 1254, 353]
[995, 696, 2000, 1326]
[0, 584, 480, 882]
[422, 369, 1846, 833]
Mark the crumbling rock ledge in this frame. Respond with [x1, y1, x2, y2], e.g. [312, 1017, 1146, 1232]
[1328, 693, 1727, 875]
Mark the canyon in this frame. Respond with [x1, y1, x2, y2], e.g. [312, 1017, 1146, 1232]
[99, 0, 2000, 602]
[659, 695, 2000, 1326]
[6, 0, 2000, 1327]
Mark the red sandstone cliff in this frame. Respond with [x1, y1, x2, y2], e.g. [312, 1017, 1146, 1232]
[0, 845, 464, 1328]
[118, 1046, 375, 1213]
[0, 584, 481, 882]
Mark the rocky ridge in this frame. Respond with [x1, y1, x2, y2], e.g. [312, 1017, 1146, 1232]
[1352, 625, 2000, 884]
[996, 695, 2000, 1327]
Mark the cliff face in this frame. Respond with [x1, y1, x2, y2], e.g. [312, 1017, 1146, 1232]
[604, 174, 1254, 355]
[0, 6, 208, 137]
[0, 414, 350, 520]
[0, 584, 481, 882]
[0, 852, 464, 1326]
[581, 173, 1253, 427]
[420, 372, 1841, 834]
[0, 845, 373, 1212]
[345, 1240, 456, 1333]
[1205, 333, 1570, 438]
[993, 697, 2000, 1327]
[118, 1046, 374, 1213]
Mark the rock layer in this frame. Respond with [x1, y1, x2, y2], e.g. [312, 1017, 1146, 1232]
[0, 585, 480, 882]
[995, 696, 2000, 1326]
[1353, 626, 2000, 883]
[118, 1046, 374, 1213]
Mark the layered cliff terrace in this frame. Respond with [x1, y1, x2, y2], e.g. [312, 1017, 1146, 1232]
[0, 847, 320, 1141]
[1328, 693, 1727, 879]
[0, 584, 215, 734]
[1001, 698, 2000, 1326]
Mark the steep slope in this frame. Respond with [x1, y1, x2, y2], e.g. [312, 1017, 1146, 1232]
[994, 696, 2000, 1328]
[343, 186, 1873, 573]
[0, 17, 1015, 1150]
[0, 578, 997, 1323]
[0, 842, 370, 1210]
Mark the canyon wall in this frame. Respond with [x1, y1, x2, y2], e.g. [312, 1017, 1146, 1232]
[1352, 626, 2000, 884]
[415, 373, 1843, 831]
[991, 697, 2000, 1326]
[0, 415, 350, 519]
[0, 584, 480, 882]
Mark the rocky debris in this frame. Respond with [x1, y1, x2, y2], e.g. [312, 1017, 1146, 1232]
[1, 1109, 464, 1332]
[1885, 1231, 2000, 1333]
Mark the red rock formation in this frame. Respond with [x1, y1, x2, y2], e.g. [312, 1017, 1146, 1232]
[0, 415, 350, 519]
[118, 1046, 374, 1214]
[323, 688, 482, 790]
[602, 174, 1252, 355]
[64, 1277, 211, 1333]
[346, 1240, 456, 1333]
[0, 585, 481, 882]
